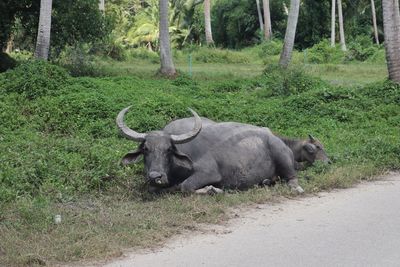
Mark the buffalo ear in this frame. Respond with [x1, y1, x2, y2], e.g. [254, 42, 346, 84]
[304, 143, 316, 154]
[172, 150, 193, 171]
[308, 134, 316, 142]
[121, 149, 143, 165]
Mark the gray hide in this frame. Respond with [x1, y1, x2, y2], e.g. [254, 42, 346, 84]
[167, 117, 330, 169]
[162, 118, 303, 192]
[118, 110, 303, 193]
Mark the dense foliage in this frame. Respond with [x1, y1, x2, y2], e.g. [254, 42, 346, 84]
[1, 0, 385, 57]
[2, 0, 109, 56]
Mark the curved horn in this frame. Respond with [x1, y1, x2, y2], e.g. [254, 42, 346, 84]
[116, 106, 147, 142]
[171, 108, 202, 144]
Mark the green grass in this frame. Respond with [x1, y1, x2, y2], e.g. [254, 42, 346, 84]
[0, 58, 399, 266]
[304, 63, 388, 86]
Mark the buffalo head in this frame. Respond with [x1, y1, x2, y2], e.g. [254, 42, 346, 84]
[301, 134, 331, 164]
[116, 106, 202, 187]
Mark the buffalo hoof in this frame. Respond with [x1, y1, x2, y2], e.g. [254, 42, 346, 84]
[195, 185, 223, 195]
[292, 185, 304, 194]
[262, 178, 276, 186]
[288, 180, 304, 194]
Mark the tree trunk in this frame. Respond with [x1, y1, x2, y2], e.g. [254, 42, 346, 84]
[263, 0, 272, 40]
[99, 0, 105, 12]
[382, 0, 400, 82]
[34, 0, 53, 60]
[159, 0, 176, 76]
[204, 0, 214, 45]
[6, 34, 14, 53]
[337, 0, 346, 51]
[279, 0, 300, 68]
[371, 0, 380, 45]
[256, 0, 264, 33]
[331, 0, 336, 47]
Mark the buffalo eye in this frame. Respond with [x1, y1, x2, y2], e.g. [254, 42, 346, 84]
[142, 145, 149, 153]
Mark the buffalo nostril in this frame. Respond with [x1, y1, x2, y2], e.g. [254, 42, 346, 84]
[149, 171, 162, 180]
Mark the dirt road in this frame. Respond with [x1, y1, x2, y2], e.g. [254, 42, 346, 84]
[94, 173, 400, 267]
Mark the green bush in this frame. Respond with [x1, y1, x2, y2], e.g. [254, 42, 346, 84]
[306, 40, 345, 64]
[0, 52, 17, 72]
[262, 64, 323, 96]
[346, 35, 383, 62]
[258, 39, 283, 57]
[55, 45, 107, 77]
[0, 60, 70, 99]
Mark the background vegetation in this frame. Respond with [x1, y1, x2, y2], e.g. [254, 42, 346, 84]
[1, 0, 399, 265]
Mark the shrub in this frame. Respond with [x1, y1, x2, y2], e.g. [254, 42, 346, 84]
[258, 39, 283, 57]
[0, 52, 17, 72]
[55, 45, 106, 77]
[262, 64, 323, 96]
[346, 35, 382, 62]
[0, 60, 70, 99]
[306, 40, 345, 64]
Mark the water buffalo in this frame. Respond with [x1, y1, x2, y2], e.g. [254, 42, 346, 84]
[279, 135, 331, 170]
[117, 107, 304, 194]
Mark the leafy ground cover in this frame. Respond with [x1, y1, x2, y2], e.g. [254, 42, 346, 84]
[0, 59, 398, 266]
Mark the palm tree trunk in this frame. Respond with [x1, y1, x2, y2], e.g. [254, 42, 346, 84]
[159, 0, 176, 76]
[371, 0, 379, 45]
[256, 0, 264, 33]
[263, 0, 272, 40]
[337, 0, 346, 51]
[34, 0, 53, 60]
[279, 0, 300, 68]
[6, 33, 14, 53]
[204, 0, 214, 45]
[331, 0, 336, 47]
[382, 0, 400, 82]
[99, 0, 105, 12]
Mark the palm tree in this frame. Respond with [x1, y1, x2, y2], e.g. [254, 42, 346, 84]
[204, 0, 214, 45]
[279, 0, 300, 68]
[382, 0, 400, 82]
[337, 0, 346, 51]
[263, 0, 272, 40]
[256, 0, 264, 33]
[34, 0, 53, 60]
[99, 0, 105, 11]
[159, 0, 176, 76]
[371, 0, 379, 45]
[331, 0, 336, 47]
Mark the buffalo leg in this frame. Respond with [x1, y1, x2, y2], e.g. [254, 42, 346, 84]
[270, 138, 304, 193]
[195, 185, 223, 195]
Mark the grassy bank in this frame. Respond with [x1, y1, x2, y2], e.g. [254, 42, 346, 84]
[0, 59, 399, 266]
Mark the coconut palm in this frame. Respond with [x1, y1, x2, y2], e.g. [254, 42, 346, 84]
[34, 0, 53, 60]
[263, 0, 272, 40]
[337, 0, 346, 51]
[124, 0, 197, 50]
[204, 0, 214, 45]
[159, 0, 176, 76]
[371, 0, 379, 45]
[382, 0, 400, 82]
[99, 0, 105, 11]
[279, 0, 300, 68]
[256, 0, 264, 33]
[331, 0, 336, 47]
